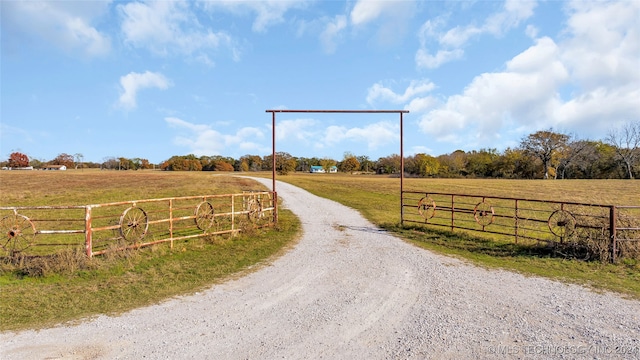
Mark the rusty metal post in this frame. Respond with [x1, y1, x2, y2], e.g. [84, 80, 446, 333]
[610, 206, 617, 263]
[514, 199, 519, 244]
[400, 112, 404, 227]
[231, 194, 236, 233]
[85, 206, 93, 258]
[451, 194, 455, 232]
[272, 111, 276, 195]
[272, 111, 278, 224]
[169, 199, 174, 249]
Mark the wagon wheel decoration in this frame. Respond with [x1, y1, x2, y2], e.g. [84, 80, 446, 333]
[119, 206, 148, 243]
[194, 201, 215, 231]
[474, 201, 495, 226]
[548, 210, 576, 238]
[246, 197, 263, 223]
[1, 213, 37, 254]
[417, 196, 436, 219]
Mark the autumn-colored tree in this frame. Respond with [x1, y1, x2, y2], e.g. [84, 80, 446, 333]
[520, 129, 570, 179]
[51, 153, 75, 168]
[214, 161, 234, 171]
[239, 155, 263, 172]
[8, 152, 29, 167]
[338, 153, 360, 173]
[275, 152, 297, 175]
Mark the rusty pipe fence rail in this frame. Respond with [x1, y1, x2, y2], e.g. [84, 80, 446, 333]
[0, 191, 276, 258]
[401, 191, 640, 262]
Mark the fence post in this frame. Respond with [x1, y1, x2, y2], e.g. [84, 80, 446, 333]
[610, 206, 617, 263]
[169, 199, 174, 249]
[85, 206, 93, 258]
[514, 199, 519, 244]
[450, 194, 455, 232]
[273, 191, 278, 224]
[231, 194, 236, 233]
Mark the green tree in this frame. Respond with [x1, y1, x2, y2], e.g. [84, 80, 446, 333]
[356, 155, 374, 173]
[466, 149, 499, 177]
[376, 154, 401, 174]
[319, 158, 337, 173]
[407, 153, 439, 177]
[437, 150, 466, 177]
[520, 129, 570, 179]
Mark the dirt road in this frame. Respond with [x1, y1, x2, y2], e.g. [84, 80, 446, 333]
[2, 178, 639, 359]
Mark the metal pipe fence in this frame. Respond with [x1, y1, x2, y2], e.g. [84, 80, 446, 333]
[0, 191, 276, 257]
[402, 190, 640, 262]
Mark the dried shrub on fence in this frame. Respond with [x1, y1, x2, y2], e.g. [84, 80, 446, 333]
[1, 247, 96, 277]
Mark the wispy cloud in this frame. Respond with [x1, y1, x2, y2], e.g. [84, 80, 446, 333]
[118, 1, 235, 58]
[2, 1, 111, 57]
[200, 0, 309, 33]
[166, 117, 266, 156]
[367, 80, 436, 105]
[416, 0, 537, 69]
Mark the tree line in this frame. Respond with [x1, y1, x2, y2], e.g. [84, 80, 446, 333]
[4, 121, 639, 179]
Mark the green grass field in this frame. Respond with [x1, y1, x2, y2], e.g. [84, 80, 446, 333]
[1, 170, 639, 331]
[261, 172, 640, 300]
[0, 170, 300, 331]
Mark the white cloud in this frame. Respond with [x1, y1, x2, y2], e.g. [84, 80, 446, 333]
[416, 0, 537, 69]
[119, 0, 234, 57]
[417, 36, 568, 146]
[276, 119, 317, 141]
[2, 1, 111, 57]
[118, 71, 172, 109]
[415, 48, 464, 69]
[320, 15, 347, 54]
[200, 0, 307, 33]
[350, 0, 416, 47]
[410, 0, 640, 152]
[350, 0, 388, 26]
[367, 80, 436, 105]
[561, 0, 640, 91]
[166, 117, 266, 156]
[322, 122, 399, 151]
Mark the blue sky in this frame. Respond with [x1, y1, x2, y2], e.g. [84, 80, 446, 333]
[1, 0, 639, 164]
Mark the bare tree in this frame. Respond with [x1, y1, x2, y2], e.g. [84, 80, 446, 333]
[74, 153, 84, 170]
[606, 120, 640, 179]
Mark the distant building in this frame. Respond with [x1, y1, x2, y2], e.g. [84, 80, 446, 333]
[43, 165, 67, 171]
[310, 165, 337, 173]
[3, 166, 34, 170]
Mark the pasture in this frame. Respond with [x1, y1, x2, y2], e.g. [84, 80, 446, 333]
[1, 170, 639, 331]
[0, 170, 299, 331]
[260, 173, 640, 298]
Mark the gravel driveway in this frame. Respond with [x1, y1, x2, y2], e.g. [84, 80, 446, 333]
[2, 178, 639, 359]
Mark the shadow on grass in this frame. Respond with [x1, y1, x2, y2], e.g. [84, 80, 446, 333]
[382, 223, 562, 260]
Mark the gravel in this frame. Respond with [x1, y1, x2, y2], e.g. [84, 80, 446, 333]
[2, 177, 639, 359]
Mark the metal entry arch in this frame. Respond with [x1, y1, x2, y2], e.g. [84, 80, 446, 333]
[266, 109, 410, 222]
